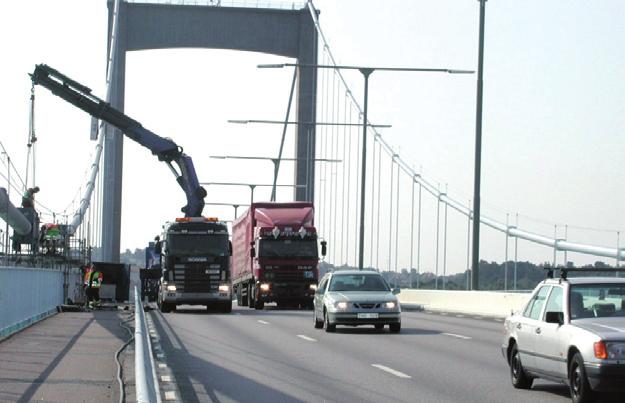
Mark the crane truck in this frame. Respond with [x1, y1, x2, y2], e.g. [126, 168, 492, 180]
[231, 202, 326, 310]
[30, 64, 232, 312]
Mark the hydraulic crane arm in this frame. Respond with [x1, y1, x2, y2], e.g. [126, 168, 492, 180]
[30, 64, 206, 217]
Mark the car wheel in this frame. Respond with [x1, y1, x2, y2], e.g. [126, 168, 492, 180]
[222, 302, 232, 314]
[389, 323, 401, 333]
[510, 344, 533, 389]
[313, 308, 324, 329]
[569, 352, 594, 403]
[323, 309, 336, 332]
[374, 324, 384, 330]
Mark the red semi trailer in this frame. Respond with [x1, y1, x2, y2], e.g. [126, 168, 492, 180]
[232, 202, 326, 310]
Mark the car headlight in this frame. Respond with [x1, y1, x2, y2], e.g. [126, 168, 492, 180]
[260, 283, 270, 292]
[335, 301, 348, 310]
[309, 284, 318, 291]
[385, 301, 396, 309]
[218, 284, 229, 293]
[166, 285, 177, 292]
[606, 342, 625, 360]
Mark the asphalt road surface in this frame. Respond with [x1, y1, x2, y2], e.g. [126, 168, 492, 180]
[148, 305, 615, 403]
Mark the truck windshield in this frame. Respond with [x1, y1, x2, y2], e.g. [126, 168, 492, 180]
[167, 234, 229, 256]
[259, 239, 318, 259]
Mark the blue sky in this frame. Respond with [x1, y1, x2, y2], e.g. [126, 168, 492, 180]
[1, 0, 623, 273]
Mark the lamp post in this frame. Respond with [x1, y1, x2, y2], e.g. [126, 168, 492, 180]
[201, 181, 305, 205]
[209, 155, 341, 202]
[259, 63, 473, 270]
[472, 0, 487, 290]
[203, 202, 250, 219]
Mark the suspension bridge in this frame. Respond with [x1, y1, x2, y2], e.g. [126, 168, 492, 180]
[0, 1, 623, 402]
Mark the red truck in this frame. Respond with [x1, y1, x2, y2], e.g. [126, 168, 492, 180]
[232, 202, 326, 310]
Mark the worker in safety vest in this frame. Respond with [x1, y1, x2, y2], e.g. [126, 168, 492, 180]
[83, 265, 103, 309]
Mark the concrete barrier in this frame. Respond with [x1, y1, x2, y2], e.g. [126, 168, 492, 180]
[0, 266, 80, 339]
[398, 289, 531, 318]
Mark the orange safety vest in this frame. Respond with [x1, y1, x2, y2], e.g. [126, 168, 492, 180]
[84, 268, 103, 288]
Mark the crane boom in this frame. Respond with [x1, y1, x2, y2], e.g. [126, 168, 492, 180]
[30, 64, 207, 217]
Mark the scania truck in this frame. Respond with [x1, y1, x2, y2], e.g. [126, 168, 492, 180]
[158, 217, 232, 313]
[232, 202, 326, 310]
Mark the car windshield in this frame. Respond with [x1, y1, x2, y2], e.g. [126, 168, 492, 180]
[259, 239, 318, 259]
[570, 283, 625, 319]
[328, 274, 389, 292]
[167, 234, 229, 256]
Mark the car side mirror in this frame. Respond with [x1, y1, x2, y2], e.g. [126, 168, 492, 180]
[228, 241, 233, 256]
[392, 287, 401, 295]
[250, 246, 255, 258]
[545, 311, 564, 325]
[321, 241, 327, 257]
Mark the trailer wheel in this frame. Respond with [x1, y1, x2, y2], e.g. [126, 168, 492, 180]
[254, 299, 264, 310]
[247, 283, 254, 308]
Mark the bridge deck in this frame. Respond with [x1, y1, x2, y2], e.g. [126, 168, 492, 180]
[0, 310, 134, 403]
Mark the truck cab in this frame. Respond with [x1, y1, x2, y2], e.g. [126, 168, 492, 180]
[158, 217, 232, 313]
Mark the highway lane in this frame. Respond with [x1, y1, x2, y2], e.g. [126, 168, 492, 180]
[148, 305, 595, 403]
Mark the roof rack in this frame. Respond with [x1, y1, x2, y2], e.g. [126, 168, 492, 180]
[544, 266, 625, 280]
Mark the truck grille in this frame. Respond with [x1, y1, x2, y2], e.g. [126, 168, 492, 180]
[174, 264, 219, 292]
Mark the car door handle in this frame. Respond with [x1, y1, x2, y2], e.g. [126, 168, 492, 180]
[535, 328, 541, 334]
[516, 323, 522, 329]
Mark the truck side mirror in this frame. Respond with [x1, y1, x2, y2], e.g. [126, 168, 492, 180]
[228, 241, 233, 256]
[250, 246, 256, 258]
[321, 241, 327, 257]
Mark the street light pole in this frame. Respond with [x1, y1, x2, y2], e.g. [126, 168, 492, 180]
[259, 63, 473, 273]
[472, 0, 487, 291]
[358, 68, 373, 271]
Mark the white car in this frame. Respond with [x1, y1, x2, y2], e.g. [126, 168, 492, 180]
[502, 269, 625, 403]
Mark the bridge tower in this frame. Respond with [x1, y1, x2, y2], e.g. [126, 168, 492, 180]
[102, 1, 318, 262]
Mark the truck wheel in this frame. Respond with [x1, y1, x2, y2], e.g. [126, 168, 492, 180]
[254, 300, 264, 310]
[236, 287, 241, 307]
[222, 302, 232, 313]
[160, 302, 171, 313]
[247, 283, 254, 308]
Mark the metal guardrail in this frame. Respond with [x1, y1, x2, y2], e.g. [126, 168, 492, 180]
[134, 286, 161, 403]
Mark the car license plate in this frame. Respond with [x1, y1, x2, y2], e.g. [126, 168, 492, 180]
[358, 313, 379, 319]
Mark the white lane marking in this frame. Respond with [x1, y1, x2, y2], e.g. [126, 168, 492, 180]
[440, 312, 448, 316]
[371, 364, 412, 379]
[157, 353, 166, 359]
[159, 363, 167, 368]
[257, 320, 270, 325]
[442, 332, 472, 340]
[456, 314, 465, 318]
[234, 313, 242, 315]
[297, 335, 317, 342]
[494, 319, 503, 322]
[161, 375, 172, 382]
[164, 391, 177, 400]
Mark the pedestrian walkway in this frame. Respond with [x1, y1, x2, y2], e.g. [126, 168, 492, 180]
[0, 309, 135, 403]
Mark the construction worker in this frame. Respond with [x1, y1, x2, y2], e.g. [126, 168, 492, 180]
[83, 264, 103, 309]
[21, 186, 40, 208]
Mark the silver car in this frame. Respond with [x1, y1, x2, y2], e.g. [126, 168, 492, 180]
[313, 270, 401, 333]
[502, 272, 625, 403]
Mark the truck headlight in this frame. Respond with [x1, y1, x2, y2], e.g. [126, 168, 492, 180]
[260, 283, 270, 292]
[309, 284, 318, 291]
[335, 301, 348, 310]
[218, 285, 229, 293]
[385, 301, 396, 309]
[166, 285, 177, 292]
